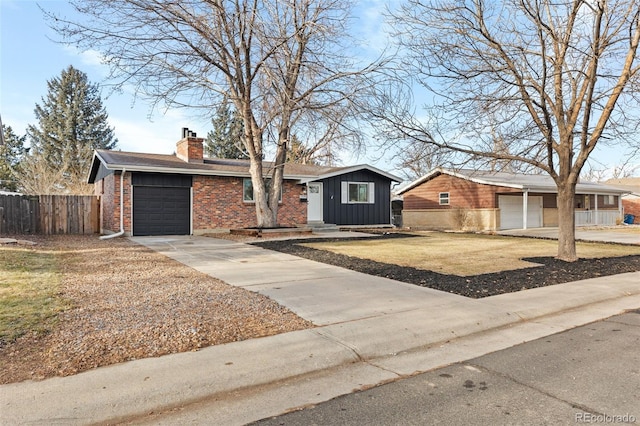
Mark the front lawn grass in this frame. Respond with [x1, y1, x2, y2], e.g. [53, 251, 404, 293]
[303, 232, 640, 276]
[0, 245, 68, 344]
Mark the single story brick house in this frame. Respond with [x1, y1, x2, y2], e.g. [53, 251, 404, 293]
[88, 130, 401, 236]
[398, 168, 629, 231]
[605, 177, 640, 224]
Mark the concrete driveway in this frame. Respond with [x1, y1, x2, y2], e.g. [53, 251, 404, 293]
[498, 226, 640, 245]
[132, 235, 473, 326]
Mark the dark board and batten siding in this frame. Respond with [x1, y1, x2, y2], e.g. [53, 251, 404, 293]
[320, 170, 392, 225]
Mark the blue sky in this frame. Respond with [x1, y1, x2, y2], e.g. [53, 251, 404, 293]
[1, 0, 217, 155]
[0, 0, 391, 167]
[0, 1, 636, 178]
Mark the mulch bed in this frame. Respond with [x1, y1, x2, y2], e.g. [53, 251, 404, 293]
[253, 233, 640, 298]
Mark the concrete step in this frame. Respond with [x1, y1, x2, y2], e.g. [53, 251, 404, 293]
[307, 223, 340, 233]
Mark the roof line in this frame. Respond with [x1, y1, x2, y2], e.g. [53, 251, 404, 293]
[301, 164, 402, 183]
[397, 167, 629, 195]
[95, 161, 323, 181]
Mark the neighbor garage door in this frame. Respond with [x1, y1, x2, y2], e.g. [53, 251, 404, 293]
[499, 195, 543, 230]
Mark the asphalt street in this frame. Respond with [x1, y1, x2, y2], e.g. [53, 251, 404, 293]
[254, 310, 640, 426]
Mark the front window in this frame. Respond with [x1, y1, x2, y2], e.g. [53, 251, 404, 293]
[341, 181, 375, 204]
[439, 192, 450, 205]
[243, 178, 282, 202]
[349, 183, 370, 203]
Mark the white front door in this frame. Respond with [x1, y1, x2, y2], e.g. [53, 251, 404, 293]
[307, 182, 323, 223]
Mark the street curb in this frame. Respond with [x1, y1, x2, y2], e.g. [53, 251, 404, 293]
[2, 274, 639, 425]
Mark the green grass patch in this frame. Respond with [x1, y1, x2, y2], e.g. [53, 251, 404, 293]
[0, 246, 68, 344]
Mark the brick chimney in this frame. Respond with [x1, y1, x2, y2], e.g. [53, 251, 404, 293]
[176, 127, 204, 163]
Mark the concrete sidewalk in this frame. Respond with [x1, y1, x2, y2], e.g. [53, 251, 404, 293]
[498, 226, 640, 245]
[2, 235, 639, 425]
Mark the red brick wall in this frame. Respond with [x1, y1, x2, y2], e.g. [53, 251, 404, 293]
[98, 172, 307, 234]
[99, 173, 116, 233]
[192, 175, 306, 230]
[122, 173, 132, 232]
[403, 173, 521, 210]
[176, 137, 204, 163]
[97, 171, 133, 234]
[623, 197, 640, 223]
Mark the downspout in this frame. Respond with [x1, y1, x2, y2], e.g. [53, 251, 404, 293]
[100, 168, 126, 240]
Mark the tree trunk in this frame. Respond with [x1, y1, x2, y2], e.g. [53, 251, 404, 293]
[249, 156, 278, 228]
[556, 183, 578, 262]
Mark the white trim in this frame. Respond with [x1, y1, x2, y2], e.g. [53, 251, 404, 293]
[300, 164, 401, 183]
[341, 181, 348, 203]
[343, 181, 374, 204]
[522, 190, 528, 229]
[129, 180, 134, 236]
[307, 182, 324, 222]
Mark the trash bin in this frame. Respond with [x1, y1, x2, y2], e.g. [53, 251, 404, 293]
[624, 214, 635, 224]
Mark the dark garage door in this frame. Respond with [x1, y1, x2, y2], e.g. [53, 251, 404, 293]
[133, 186, 191, 236]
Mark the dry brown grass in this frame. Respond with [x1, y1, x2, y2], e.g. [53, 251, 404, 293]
[304, 232, 640, 276]
[0, 235, 312, 384]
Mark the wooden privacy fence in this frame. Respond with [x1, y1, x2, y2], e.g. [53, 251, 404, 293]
[0, 194, 99, 235]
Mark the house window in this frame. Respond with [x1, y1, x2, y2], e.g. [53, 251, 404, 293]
[603, 195, 615, 205]
[341, 182, 375, 204]
[439, 192, 450, 205]
[243, 178, 282, 203]
[349, 183, 369, 203]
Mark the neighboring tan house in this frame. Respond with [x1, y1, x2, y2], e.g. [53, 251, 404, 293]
[87, 129, 401, 236]
[398, 168, 628, 231]
[605, 177, 640, 224]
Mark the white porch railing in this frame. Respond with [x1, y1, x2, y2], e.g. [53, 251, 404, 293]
[575, 210, 621, 226]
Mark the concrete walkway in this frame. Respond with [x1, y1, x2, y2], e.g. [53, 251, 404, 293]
[2, 235, 639, 425]
[498, 226, 640, 245]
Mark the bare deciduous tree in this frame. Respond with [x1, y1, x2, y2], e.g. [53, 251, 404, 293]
[14, 152, 75, 195]
[48, 0, 375, 227]
[381, 0, 640, 261]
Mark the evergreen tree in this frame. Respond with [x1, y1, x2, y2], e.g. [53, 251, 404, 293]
[27, 65, 117, 192]
[286, 134, 316, 164]
[205, 101, 247, 159]
[0, 125, 27, 192]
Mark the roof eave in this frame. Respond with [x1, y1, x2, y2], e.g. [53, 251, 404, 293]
[302, 164, 402, 184]
[92, 161, 318, 181]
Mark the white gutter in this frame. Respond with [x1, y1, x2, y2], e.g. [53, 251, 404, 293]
[99, 168, 126, 240]
[98, 162, 319, 181]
